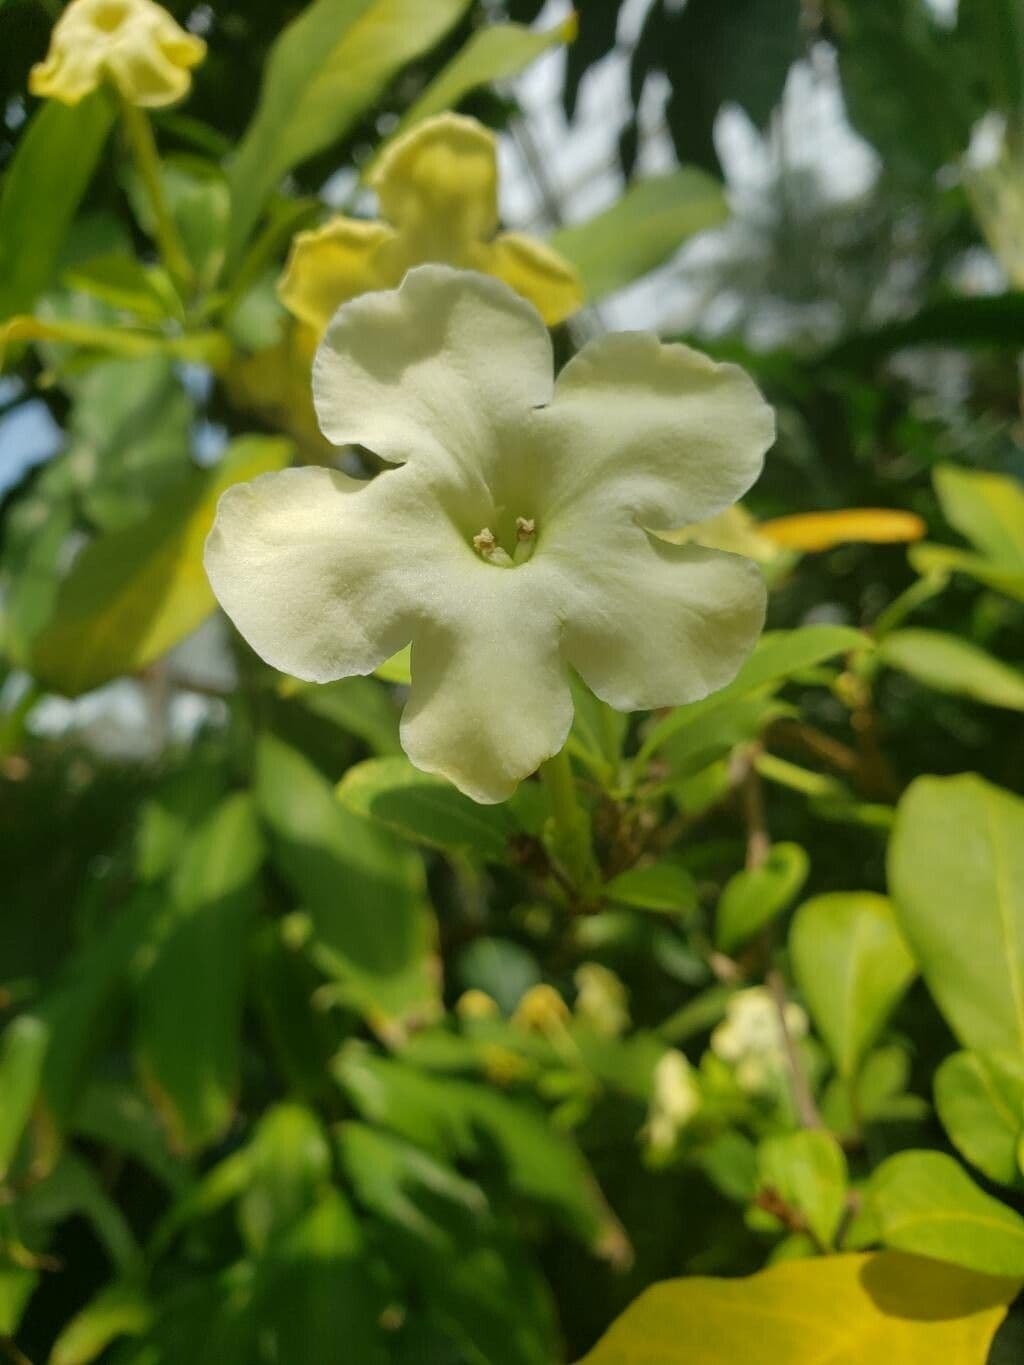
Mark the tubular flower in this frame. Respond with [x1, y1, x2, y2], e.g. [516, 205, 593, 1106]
[205, 266, 774, 804]
[29, 0, 205, 108]
[278, 113, 583, 333]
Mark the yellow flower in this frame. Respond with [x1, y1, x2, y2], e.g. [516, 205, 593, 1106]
[29, 0, 205, 108]
[278, 113, 583, 333]
[455, 988, 500, 1021]
[512, 984, 570, 1035]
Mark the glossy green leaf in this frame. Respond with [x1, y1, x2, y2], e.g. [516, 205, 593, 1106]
[889, 774, 1024, 1052]
[934, 465, 1024, 568]
[716, 842, 809, 953]
[575, 1251, 1018, 1364]
[376, 14, 577, 166]
[936, 1050, 1024, 1187]
[551, 168, 728, 301]
[227, 0, 473, 261]
[0, 1015, 48, 1181]
[870, 1150, 1024, 1276]
[335, 1046, 622, 1256]
[337, 755, 516, 861]
[339, 1122, 558, 1365]
[136, 794, 263, 1150]
[758, 1129, 848, 1250]
[880, 629, 1024, 711]
[256, 735, 439, 1030]
[604, 861, 698, 915]
[638, 626, 870, 762]
[32, 435, 291, 696]
[0, 91, 114, 318]
[50, 1282, 152, 1365]
[790, 893, 916, 1079]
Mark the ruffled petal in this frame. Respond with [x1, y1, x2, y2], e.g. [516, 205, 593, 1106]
[371, 114, 498, 257]
[557, 531, 767, 711]
[481, 232, 584, 326]
[29, 48, 102, 104]
[531, 332, 774, 533]
[312, 266, 553, 484]
[205, 463, 465, 683]
[105, 39, 193, 105]
[401, 590, 573, 803]
[278, 218, 400, 332]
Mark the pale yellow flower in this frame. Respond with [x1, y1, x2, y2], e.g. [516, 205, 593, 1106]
[278, 113, 583, 333]
[206, 267, 772, 803]
[455, 988, 500, 1021]
[29, 0, 205, 108]
[512, 984, 571, 1035]
[710, 987, 807, 1095]
[574, 962, 630, 1039]
[644, 1049, 701, 1154]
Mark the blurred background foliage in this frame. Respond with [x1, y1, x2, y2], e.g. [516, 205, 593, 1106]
[1, 0, 1024, 1361]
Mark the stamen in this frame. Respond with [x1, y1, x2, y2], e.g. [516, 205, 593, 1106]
[473, 527, 496, 555]
[516, 517, 536, 541]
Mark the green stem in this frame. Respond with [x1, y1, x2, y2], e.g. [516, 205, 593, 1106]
[540, 747, 599, 900]
[119, 99, 194, 294]
[872, 572, 948, 640]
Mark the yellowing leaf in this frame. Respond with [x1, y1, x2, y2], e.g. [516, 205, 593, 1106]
[575, 1252, 1018, 1365]
[0, 315, 230, 372]
[759, 508, 926, 552]
[33, 436, 292, 696]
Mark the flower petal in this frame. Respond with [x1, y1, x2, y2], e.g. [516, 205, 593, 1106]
[482, 231, 584, 326]
[278, 218, 399, 332]
[557, 531, 767, 711]
[532, 332, 774, 532]
[371, 114, 498, 256]
[105, 39, 194, 106]
[204, 463, 464, 683]
[401, 598, 572, 804]
[312, 265, 553, 479]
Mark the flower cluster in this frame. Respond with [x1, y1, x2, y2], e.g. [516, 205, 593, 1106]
[711, 987, 808, 1095]
[30, 0, 205, 108]
[205, 265, 773, 802]
[278, 113, 583, 334]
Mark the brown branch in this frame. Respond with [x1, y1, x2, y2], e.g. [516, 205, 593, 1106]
[767, 967, 823, 1130]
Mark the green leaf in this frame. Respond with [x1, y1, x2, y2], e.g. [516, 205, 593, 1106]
[136, 794, 263, 1151]
[335, 1046, 622, 1256]
[374, 14, 577, 168]
[638, 626, 870, 762]
[337, 755, 516, 860]
[575, 1251, 1017, 1364]
[934, 464, 1024, 569]
[935, 1050, 1024, 1188]
[790, 893, 916, 1080]
[880, 629, 1024, 711]
[256, 735, 440, 1030]
[226, 0, 474, 262]
[870, 1150, 1024, 1276]
[339, 1122, 558, 1365]
[458, 937, 540, 1014]
[32, 435, 292, 696]
[50, 1282, 152, 1365]
[237, 1105, 332, 1255]
[909, 542, 1024, 603]
[716, 842, 809, 953]
[0, 1015, 48, 1181]
[63, 252, 180, 324]
[604, 861, 698, 916]
[0, 91, 115, 318]
[889, 774, 1024, 1052]
[65, 356, 195, 532]
[550, 169, 728, 301]
[757, 1129, 848, 1251]
[282, 675, 401, 755]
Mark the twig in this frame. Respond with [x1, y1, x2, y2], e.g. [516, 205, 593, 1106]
[767, 967, 823, 1130]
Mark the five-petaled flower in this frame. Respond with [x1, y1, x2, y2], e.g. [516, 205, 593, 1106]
[205, 266, 774, 804]
[278, 113, 584, 334]
[30, 0, 205, 108]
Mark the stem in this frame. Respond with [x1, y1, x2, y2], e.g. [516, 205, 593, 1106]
[119, 98, 194, 293]
[767, 967, 823, 1130]
[540, 747, 599, 901]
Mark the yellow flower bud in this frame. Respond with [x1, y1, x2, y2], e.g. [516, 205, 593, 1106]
[512, 984, 570, 1035]
[30, 0, 205, 109]
[455, 988, 500, 1021]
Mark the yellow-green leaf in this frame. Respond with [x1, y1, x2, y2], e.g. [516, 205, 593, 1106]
[575, 1251, 1018, 1364]
[551, 169, 728, 301]
[32, 435, 292, 696]
[759, 508, 926, 552]
[880, 628, 1024, 711]
[0, 316, 230, 372]
[371, 14, 577, 171]
[934, 465, 1024, 569]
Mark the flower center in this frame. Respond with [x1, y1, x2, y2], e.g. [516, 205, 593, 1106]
[91, 0, 130, 32]
[472, 516, 536, 568]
